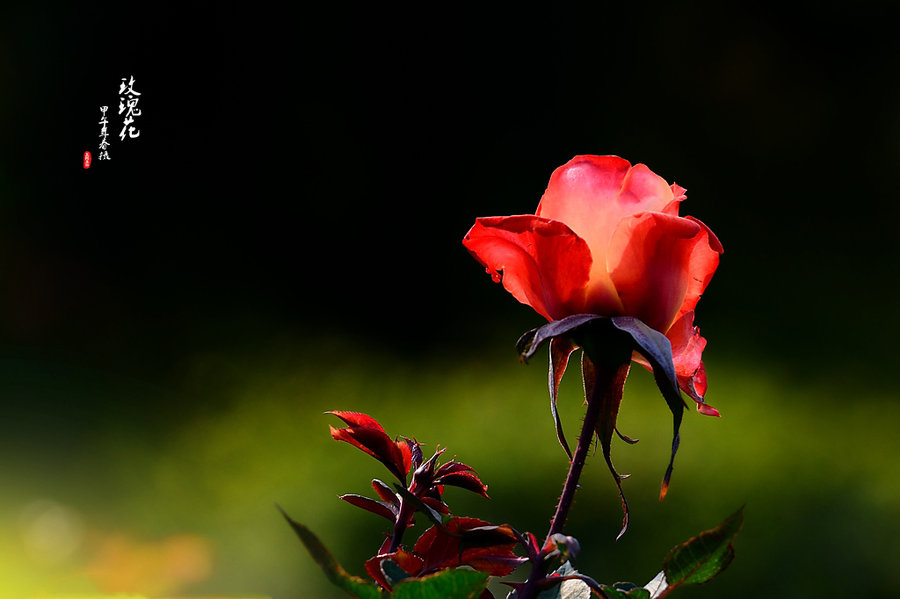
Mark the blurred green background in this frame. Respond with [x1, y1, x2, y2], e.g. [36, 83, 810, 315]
[2, 1, 899, 597]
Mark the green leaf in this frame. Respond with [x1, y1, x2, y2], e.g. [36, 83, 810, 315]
[593, 586, 628, 599]
[278, 505, 384, 599]
[599, 582, 650, 599]
[391, 568, 489, 599]
[660, 507, 743, 593]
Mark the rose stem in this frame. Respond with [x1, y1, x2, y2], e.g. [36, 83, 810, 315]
[388, 496, 413, 553]
[546, 378, 605, 538]
[518, 342, 630, 599]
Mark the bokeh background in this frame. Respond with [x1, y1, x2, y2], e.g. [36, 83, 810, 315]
[2, 2, 899, 597]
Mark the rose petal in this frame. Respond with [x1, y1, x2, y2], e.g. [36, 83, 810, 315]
[662, 183, 687, 215]
[666, 311, 718, 414]
[672, 216, 723, 323]
[666, 312, 705, 379]
[536, 156, 676, 305]
[607, 212, 706, 332]
[618, 163, 679, 212]
[463, 215, 595, 320]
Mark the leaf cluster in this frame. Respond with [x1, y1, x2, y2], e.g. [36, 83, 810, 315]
[283, 412, 743, 599]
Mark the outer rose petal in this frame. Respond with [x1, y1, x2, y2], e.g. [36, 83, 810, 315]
[673, 216, 724, 323]
[536, 156, 676, 306]
[606, 212, 704, 332]
[666, 311, 719, 415]
[463, 215, 598, 321]
[661, 183, 687, 215]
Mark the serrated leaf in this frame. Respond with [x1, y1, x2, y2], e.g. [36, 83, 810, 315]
[436, 471, 490, 497]
[278, 505, 384, 599]
[595, 586, 630, 599]
[328, 412, 412, 483]
[413, 517, 524, 577]
[373, 478, 400, 504]
[661, 507, 743, 593]
[391, 568, 490, 599]
[614, 583, 650, 599]
[600, 586, 650, 599]
[340, 493, 398, 521]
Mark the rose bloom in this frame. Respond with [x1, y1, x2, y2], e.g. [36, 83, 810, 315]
[463, 155, 722, 411]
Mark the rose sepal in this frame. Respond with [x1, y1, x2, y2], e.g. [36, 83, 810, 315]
[517, 313, 712, 527]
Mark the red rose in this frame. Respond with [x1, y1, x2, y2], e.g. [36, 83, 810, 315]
[463, 155, 722, 406]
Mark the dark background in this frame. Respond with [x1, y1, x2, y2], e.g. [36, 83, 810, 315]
[1, 1, 899, 597]
[4, 1, 898, 382]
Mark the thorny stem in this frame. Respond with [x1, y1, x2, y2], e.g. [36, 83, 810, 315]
[546, 380, 606, 540]
[517, 344, 631, 599]
[516, 392, 602, 599]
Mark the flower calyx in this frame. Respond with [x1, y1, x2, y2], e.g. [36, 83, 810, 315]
[517, 313, 718, 539]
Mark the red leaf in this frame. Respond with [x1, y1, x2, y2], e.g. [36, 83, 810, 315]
[413, 517, 522, 577]
[328, 412, 412, 482]
[420, 496, 450, 515]
[433, 461, 476, 477]
[364, 550, 424, 590]
[372, 479, 398, 504]
[435, 471, 490, 498]
[327, 411, 387, 431]
[339, 494, 397, 521]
